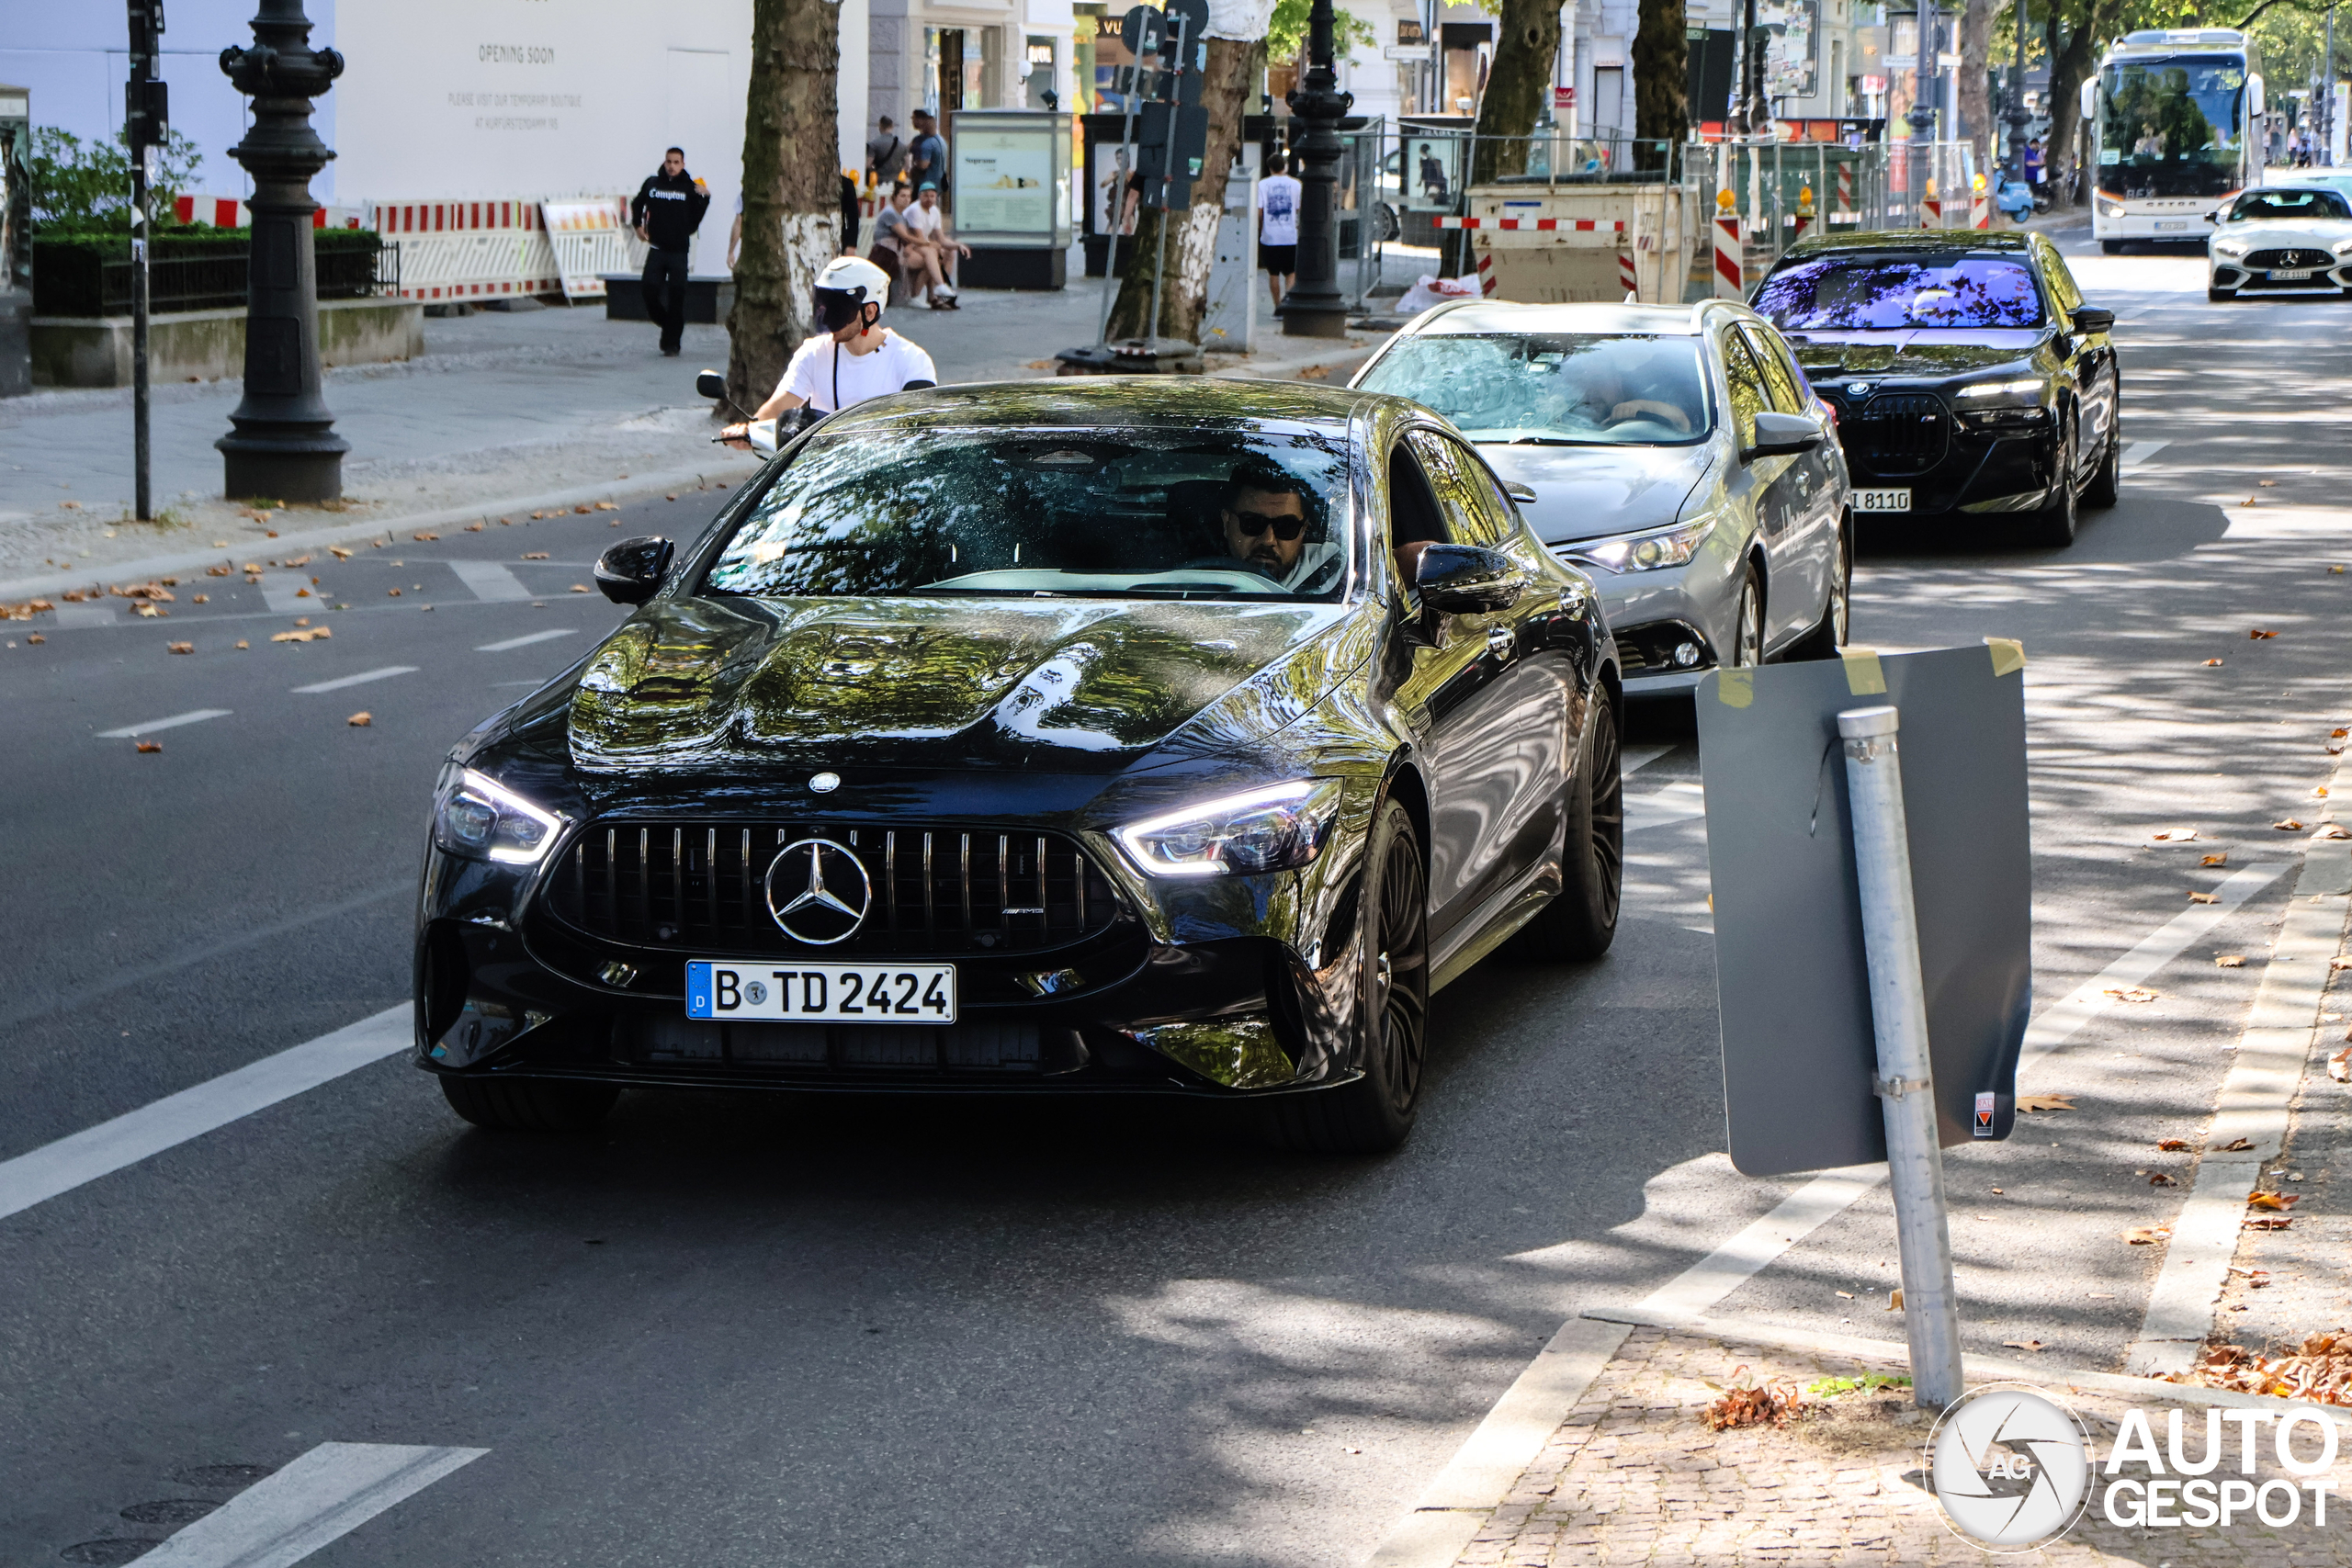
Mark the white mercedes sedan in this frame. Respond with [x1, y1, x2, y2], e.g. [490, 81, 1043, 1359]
[2208, 186, 2352, 301]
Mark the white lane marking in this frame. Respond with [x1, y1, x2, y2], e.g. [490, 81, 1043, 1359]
[132, 1441, 487, 1568]
[2121, 439, 2171, 468]
[1621, 743, 1672, 775]
[447, 559, 534, 603]
[1625, 781, 1705, 833]
[0, 1006, 409, 1223]
[476, 626, 576, 653]
[96, 708, 232, 739]
[290, 665, 417, 694]
[1629, 859, 2293, 1319]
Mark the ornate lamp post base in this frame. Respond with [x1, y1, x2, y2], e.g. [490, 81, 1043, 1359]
[1282, 0, 1354, 338]
[217, 0, 346, 502]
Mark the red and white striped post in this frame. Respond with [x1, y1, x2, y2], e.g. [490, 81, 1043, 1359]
[1713, 188, 1743, 299]
[1921, 182, 1941, 230]
[1837, 160, 1853, 224]
[1970, 175, 1991, 230]
[1619, 247, 1638, 299]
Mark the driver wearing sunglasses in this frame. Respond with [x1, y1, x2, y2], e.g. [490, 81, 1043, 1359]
[1218, 463, 1318, 585]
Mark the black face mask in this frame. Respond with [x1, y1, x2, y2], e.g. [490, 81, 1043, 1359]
[814, 289, 873, 333]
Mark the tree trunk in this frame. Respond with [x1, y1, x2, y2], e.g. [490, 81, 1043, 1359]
[1106, 36, 1262, 343]
[1957, 0, 1995, 178]
[1470, 0, 1564, 184]
[726, 0, 842, 414]
[1633, 0, 1690, 172]
[2042, 0, 2115, 208]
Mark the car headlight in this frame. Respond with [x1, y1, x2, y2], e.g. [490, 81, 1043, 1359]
[2333, 238, 2352, 257]
[1952, 377, 2046, 409]
[1114, 780, 1344, 878]
[2212, 237, 2249, 259]
[433, 763, 566, 864]
[1562, 515, 1714, 574]
[2096, 196, 2126, 218]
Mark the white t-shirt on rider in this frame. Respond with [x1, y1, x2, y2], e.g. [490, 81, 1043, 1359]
[775, 329, 938, 412]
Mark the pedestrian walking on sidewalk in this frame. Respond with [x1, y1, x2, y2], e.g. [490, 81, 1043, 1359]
[1257, 151, 1301, 308]
[631, 146, 711, 356]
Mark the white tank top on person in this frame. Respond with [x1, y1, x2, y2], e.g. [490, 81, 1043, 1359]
[775, 330, 938, 413]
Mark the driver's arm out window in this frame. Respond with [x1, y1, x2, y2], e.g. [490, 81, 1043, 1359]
[1718, 333, 1767, 450]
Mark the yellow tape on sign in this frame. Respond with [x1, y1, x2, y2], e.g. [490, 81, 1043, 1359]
[1841, 649, 1887, 695]
[1716, 668, 1754, 708]
[1985, 637, 2026, 676]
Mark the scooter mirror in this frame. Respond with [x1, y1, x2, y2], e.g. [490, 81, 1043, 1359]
[695, 370, 727, 400]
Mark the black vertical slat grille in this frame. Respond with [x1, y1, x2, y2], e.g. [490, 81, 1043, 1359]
[1842, 393, 1950, 475]
[548, 819, 1125, 955]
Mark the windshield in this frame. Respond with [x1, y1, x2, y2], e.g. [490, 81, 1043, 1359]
[1355, 333, 1713, 446]
[2099, 55, 2247, 197]
[2233, 188, 2352, 221]
[1751, 254, 2045, 331]
[705, 425, 1353, 601]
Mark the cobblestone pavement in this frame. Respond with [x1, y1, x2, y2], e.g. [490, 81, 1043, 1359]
[1455, 1326, 2352, 1566]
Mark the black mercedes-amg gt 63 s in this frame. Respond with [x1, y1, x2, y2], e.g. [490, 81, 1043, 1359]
[413, 380, 1622, 1152]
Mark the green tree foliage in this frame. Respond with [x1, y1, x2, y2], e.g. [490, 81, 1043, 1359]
[1267, 0, 1376, 65]
[26, 127, 203, 232]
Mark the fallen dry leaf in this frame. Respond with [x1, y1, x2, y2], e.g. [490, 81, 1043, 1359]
[594, 501, 619, 512]
[2248, 1190, 2301, 1212]
[2203, 658, 2225, 667]
[206, 564, 231, 577]
[131, 603, 163, 618]
[190, 594, 208, 604]
[388, 587, 401, 596]
[2149, 1172, 2178, 1187]
[166, 642, 192, 655]
[2245, 1216, 2295, 1231]
[2003, 1339, 2047, 1352]
[25, 634, 42, 644]
[2328, 1047, 2351, 1085]
[2335, 728, 2350, 739]
[1887, 1288, 1904, 1311]
[569, 584, 591, 593]
[574, 504, 592, 515]
[234, 639, 249, 649]
[1704, 1366, 1804, 1431]
[2201, 852, 2229, 866]
[413, 531, 440, 541]
[2276, 819, 2307, 831]
[2259, 479, 2278, 487]
[2125, 1225, 2172, 1245]
[2319, 826, 2352, 840]
[523, 552, 550, 560]
[2105, 987, 2160, 1003]
[1296, 365, 1333, 380]
[134, 739, 161, 753]
[330, 546, 353, 559]
[466, 523, 484, 532]
[2319, 787, 2334, 799]
[664, 493, 678, 502]
[2158, 1137, 2191, 1152]
[2018, 1094, 2076, 1113]
[2220, 1136, 2255, 1152]
[1024, 359, 1057, 370]
[2250, 628, 2278, 640]
[2188, 891, 2221, 904]
[2333, 958, 2352, 972]
[295, 616, 310, 626]
[346, 711, 371, 727]
[2217, 954, 2247, 967]
[2151, 829, 2199, 843]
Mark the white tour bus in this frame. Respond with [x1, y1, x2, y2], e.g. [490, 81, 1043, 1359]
[2082, 28, 2266, 251]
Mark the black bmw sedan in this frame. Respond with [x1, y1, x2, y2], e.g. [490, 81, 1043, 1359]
[1750, 231, 2120, 547]
[415, 381, 1621, 1153]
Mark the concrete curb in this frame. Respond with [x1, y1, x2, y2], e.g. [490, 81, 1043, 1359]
[0, 457, 762, 603]
[1584, 1303, 2352, 1424]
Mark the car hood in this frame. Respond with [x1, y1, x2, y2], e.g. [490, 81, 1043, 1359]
[1476, 441, 1713, 545]
[2214, 220, 2352, 250]
[561, 595, 1360, 778]
[1782, 331, 2045, 379]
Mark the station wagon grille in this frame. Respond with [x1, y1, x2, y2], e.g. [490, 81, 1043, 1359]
[548, 820, 1125, 956]
[1840, 393, 1950, 476]
[2243, 247, 2335, 271]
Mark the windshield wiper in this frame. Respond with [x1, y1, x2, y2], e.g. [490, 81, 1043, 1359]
[1506, 434, 1606, 446]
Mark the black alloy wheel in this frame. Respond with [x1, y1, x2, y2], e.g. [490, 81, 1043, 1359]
[1510, 695, 1623, 963]
[1786, 519, 1852, 660]
[439, 1074, 619, 1133]
[1271, 796, 1429, 1154]
[2029, 413, 2079, 548]
[1729, 565, 1765, 667]
[2084, 419, 2121, 509]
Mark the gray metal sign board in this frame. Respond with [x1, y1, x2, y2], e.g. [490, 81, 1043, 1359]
[1697, 644, 2031, 1177]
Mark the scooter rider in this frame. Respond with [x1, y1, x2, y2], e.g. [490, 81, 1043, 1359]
[721, 257, 936, 450]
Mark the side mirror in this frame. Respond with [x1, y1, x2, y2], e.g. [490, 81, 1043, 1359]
[2079, 80, 2098, 120]
[2203, 209, 2221, 224]
[2070, 306, 2115, 334]
[594, 536, 676, 605]
[1743, 410, 1826, 460]
[1501, 479, 1539, 505]
[695, 370, 728, 400]
[1416, 543, 1526, 614]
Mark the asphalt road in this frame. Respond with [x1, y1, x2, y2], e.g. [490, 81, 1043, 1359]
[6, 233, 2351, 1567]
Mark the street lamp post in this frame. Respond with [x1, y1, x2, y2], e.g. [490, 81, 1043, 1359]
[2004, 0, 2031, 189]
[216, 0, 347, 502]
[1906, 0, 1940, 226]
[1282, 0, 1352, 337]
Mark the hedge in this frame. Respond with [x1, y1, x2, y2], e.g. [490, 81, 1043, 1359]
[31, 228, 389, 317]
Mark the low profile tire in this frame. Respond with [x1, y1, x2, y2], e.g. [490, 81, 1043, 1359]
[2084, 423, 2121, 509]
[1784, 519, 1853, 660]
[2028, 415, 2079, 548]
[1510, 695, 1623, 963]
[1727, 563, 1765, 667]
[438, 1074, 618, 1133]
[1269, 796, 1429, 1155]
[2208, 286, 2237, 302]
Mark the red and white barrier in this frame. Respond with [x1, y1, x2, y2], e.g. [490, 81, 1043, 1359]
[1713, 211, 1743, 299]
[1618, 248, 1638, 299]
[1920, 197, 1941, 230]
[1473, 252, 1498, 296]
[172, 195, 368, 231]
[1432, 217, 1627, 231]
[1971, 191, 1991, 230]
[1837, 163, 1853, 220]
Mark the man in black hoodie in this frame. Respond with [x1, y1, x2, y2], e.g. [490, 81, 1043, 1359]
[630, 147, 711, 356]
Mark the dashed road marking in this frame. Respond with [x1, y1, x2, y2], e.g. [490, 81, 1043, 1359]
[447, 559, 534, 602]
[96, 708, 232, 739]
[290, 665, 418, 694]
[130, 1441, 487, 1568]
[476, 627, 576, 652]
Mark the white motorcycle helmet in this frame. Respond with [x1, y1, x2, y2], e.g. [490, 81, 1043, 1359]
[812, 255, 894, 332]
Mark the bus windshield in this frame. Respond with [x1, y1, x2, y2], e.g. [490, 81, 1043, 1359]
[2099, 55, 2247, 198]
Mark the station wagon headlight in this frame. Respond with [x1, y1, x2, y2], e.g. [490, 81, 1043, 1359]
[2212, 237, 2249, 258]
[434, 764, 565, 864]
[1952, 377, 2046, 409]
[1563, 515, 1715, 574]
[1115, 780, 1344, 878]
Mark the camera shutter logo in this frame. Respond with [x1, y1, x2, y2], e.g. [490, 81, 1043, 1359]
[1928, 1383, 2093, 1550]
[765, 839, 874, 945]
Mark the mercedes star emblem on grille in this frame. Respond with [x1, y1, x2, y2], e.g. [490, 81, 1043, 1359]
[764, 838, 874, 945]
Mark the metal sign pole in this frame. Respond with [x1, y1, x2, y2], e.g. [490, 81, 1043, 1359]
[1094, 92, 1143, 347]
[127, 0, 165, 523]
[1838, 704, 1966, 1410]
[1145, 14, 1188, 344]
